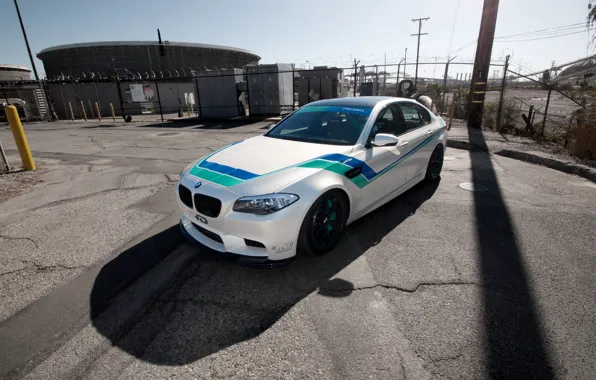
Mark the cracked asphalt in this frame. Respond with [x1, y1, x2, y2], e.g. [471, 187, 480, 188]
[1, 120, 596, 379]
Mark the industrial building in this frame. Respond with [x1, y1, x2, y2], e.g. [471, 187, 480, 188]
[37, 41, 261, 79]
[37, 41, 261, 119]
[0, 64, 31, 81]
[296, 66, 345, 106]
[0, 64, 48, 121]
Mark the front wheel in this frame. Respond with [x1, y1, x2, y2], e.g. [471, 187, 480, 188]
[424, 145, 444, 182]
[298, 190, 348, 256]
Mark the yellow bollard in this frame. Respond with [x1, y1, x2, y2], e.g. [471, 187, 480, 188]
[5, 106, 35, 170]
[109, 103, 116, 121]
[68, 102, 75, 121]
[95, 102, 102, 121]
[80, 101, 88, 121]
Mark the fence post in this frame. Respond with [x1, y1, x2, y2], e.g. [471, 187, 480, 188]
[441, 57, 457, 116]
[155, 81, 164, 122]
[58, 84, 68, 120]
[0, 137, 10, 172]
[496, 54, 510, 132]
[245, 71, 251, 117]
[72, 80, 81, 118]
[292, 65, 295, 111]
[541, 87, 552, 137]
[193, 76, 202, 120]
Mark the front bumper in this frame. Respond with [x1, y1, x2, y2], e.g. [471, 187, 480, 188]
[179, 220, 293, 268]
[177, 178, 304, 263]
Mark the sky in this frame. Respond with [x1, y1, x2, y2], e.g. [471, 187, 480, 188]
[0, 0, 593, 80]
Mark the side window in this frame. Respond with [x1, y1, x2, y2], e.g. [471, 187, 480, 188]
[367, 104, 408, 147]
[415, 105, 431, 126]
[398, 103, 432, 131]
[370, 106, 395, 138]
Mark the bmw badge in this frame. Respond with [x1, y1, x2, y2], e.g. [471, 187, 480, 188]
[194, 181, 202, 189]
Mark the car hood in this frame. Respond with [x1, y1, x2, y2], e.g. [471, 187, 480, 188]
[188, 135, 353, 194]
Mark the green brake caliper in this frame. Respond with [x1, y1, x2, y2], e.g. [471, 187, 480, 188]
[326, 199, 336, 232]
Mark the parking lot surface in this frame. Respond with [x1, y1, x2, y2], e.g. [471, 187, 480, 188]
[1, 120, 595, 379]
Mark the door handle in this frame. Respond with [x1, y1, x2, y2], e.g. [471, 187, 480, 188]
[399, 141, 409, 146]
[427, 129, 433, 135]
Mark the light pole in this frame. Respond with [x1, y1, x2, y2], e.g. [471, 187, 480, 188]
[13, 0, 39, 81]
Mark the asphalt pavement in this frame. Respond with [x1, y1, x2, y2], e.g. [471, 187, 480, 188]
[0, 119, 595, 379]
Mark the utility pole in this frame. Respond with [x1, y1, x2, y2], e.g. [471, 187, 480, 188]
[467, 0, 500, 128]
[411, 17, 429, 86]
[13, 0, 39, 81]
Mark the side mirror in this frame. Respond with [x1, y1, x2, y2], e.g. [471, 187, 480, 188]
[372, 133, 399, 147]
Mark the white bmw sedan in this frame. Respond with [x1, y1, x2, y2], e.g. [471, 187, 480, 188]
[178, 96, 447, 266]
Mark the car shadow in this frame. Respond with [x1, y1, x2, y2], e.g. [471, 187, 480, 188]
[90, 180, 439, 365]
[467, 126, 554, 379]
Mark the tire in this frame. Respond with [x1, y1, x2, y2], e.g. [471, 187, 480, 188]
[298, 190, 349, 256]
[424, 145, 444, 182]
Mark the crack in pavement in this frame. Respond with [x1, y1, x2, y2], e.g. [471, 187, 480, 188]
[320, 280, 480, 294]
[0, 261, 87, 277]
[163, 174, 179, 183]
[0, 235, 39, 249]
[89, 137, 106, 151]
[429, 352, 465, 364]
[25, 185, 158, 213]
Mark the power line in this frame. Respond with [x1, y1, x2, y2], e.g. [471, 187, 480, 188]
[496, 29, 588, 43]
[447, 0, 462, 57]
[494, 22, 586, 39]
[452, 22, 587, 53]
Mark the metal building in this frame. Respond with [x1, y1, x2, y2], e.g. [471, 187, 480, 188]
[37, 41, 261, 78]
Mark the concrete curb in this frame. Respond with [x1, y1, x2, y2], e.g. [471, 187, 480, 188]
[494, 149, 596, 183]
[447, 138, 596, 183]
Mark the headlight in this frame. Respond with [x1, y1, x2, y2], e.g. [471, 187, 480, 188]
[180, 159, 200, 177]
[233, 193, 299, 215]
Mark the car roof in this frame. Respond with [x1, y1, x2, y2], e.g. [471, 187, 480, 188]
[305, 96, 415, 108]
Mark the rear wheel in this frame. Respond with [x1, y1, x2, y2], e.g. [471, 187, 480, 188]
[425, 145, 444, 182]
[298, 190, 348, 256]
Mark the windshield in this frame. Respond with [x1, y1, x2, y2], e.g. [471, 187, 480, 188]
[266, 105, 372, 145]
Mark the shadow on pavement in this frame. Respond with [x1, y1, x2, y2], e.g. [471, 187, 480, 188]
[89, 225, 185, 320]
[90, 180, 439, 365]
[134, 117, 273, 130]
[468, 127, 554, 379]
